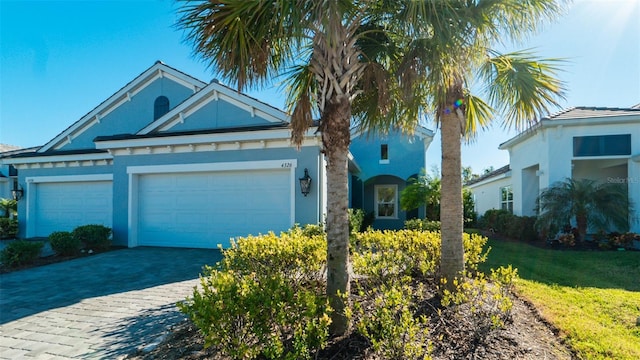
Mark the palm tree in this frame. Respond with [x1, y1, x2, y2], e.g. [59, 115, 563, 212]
[177, 0, 419, 335]
[394, 1, 567, 285]
[536, 178, 632, 242]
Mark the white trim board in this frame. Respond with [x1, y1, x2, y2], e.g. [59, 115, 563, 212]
[127, 159, 297, 175]
[26, 174, 113, 183]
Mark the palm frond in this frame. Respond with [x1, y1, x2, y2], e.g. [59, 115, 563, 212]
[481, 50, 566, 131]
[463, 93, 494, 141]
[177, 0, 313, 91]
[282, 63, 318, 147]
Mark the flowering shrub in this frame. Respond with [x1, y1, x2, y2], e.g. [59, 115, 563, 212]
[404, 218, 441, 232]
[610, 232, 639, 249]
[179, 229, 330, 360]
[439, 266, 518, 339]
[352, 282, 431, 360]
[558, 233, 575, 247]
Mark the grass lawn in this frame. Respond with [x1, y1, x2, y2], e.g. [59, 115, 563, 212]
[479, 237, 640, 360]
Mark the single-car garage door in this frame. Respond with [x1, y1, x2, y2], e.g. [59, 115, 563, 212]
[136, 169, 292, 248]
[34, 181, 113, 237]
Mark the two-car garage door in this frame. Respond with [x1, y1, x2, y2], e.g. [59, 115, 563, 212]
[135, 168, 293, 248]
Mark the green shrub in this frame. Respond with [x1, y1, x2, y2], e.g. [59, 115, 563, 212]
[404, 218, 441, 232]
[72, 224, 111, 251]
[479, 210, 539, 242]
[440, 266, 517, 338]
[353, 282, 431, 360]
[289, 223, 325, 238]
[348, 208, 366, 234]
[351, 230, 488, 284]
[0, 240, 43, 267]
[0, 218, 18, 239]
[49, 231, 82, 256]
[352, 230, 441, 284]
[180, 230, 331, 359]
[221, 229, 326, 288]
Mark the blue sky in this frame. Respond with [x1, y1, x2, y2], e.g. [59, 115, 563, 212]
[1, 0, 639, 173]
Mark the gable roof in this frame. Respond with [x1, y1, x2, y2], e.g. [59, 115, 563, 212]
[465, 165, 511, 187]
[38, 61, 208, 153]
[544, 106, 640, 121]
[0, 144, 21, 153]
[499, 106, 640, 150]
[138, 78, 289, 134]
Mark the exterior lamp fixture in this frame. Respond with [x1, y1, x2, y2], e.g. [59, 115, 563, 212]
[12, 182, 24, 201]
[299, 168, 312, 197]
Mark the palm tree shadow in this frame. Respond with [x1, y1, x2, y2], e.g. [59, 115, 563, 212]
[90, 303, 186, 359]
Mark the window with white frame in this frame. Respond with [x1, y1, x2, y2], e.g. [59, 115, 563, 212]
[375, 185, 397, 218]
[500, 186, 513, 213]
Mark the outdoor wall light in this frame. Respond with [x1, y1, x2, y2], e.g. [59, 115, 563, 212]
[12, 182, 24, 201]
[299, 168, 312, 197]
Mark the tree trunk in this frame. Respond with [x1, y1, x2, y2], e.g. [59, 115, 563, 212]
[576, 213, 588, 242]
[439, 95, 465, 288]
[322, 95, 352, 336]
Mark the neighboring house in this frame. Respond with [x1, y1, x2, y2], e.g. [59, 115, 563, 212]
[467, 106, 640, 234]
[1, 61, 433, 248]
[0, 145, 31, 201]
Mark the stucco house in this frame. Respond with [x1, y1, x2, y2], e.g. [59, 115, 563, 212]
[1, 62, 433, 248]
[467, 106, 640, 234]
[0, 145, 32, 202]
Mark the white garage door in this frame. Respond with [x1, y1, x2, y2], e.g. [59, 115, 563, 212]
[136, 169, 292, 248]
[34, 181, 113, 237]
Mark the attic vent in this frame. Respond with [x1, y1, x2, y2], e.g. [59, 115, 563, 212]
[154, 96, 170, 120]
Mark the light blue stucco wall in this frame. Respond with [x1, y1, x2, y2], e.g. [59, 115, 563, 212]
[349, 130, 427, 228]
[164, 99, 274, 132]
[110, 146, 322, 246]
[349, 130, 426, 182]
[15, 164, 114, 238]
[59, 78, 195, 151]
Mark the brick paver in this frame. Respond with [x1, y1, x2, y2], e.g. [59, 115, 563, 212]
[0, 248, 221, 359]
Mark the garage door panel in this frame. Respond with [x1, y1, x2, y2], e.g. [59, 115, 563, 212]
[34, 181, 112, 237]
[137, 169, 292, 248]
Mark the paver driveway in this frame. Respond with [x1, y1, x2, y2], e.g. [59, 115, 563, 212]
[0, 247, 221, 359]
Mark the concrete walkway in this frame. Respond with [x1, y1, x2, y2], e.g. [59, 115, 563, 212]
[0, 247, 221, 359]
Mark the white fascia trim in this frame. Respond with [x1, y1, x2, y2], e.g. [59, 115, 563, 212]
[40, 63, 207, 152]
[466, 171, 512, 189]
[500, 115, 640, 149]
[96, 128, 319, 154]
[348, 152, 362, 173]
[4, 153, 113, 170]
[161, 68, 207, 92]
[127, 159, 297, 175]
[3, 153, 112, 165]
[26, 174, 113, 184]
[139, 82, 288, 135]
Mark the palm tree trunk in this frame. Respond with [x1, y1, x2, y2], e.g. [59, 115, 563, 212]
[576, 213, 587, 242]
[322, 95, 352, 336]
[439, 96, 465, 288]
